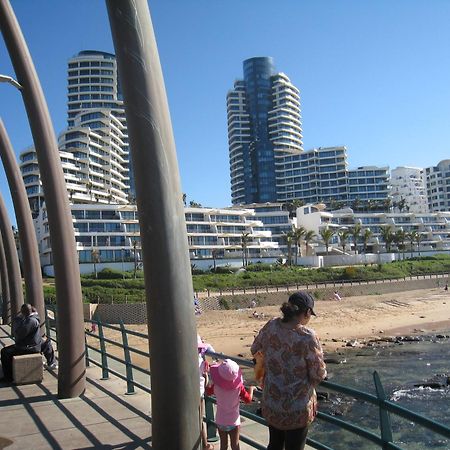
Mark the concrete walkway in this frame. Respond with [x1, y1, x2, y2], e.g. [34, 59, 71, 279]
[0, 325, 313, 449]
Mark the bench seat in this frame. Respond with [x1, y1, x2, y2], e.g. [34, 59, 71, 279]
[12, 353, 43, 385]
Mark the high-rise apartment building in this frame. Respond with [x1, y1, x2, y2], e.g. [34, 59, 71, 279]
[227, 57, 303, 205]
[228, 58, 390, 209]
[390, 166, 428, 213]
[21, 50, 136, 216]
[66, 50, 134, 199]
[426, 160, 450, 212]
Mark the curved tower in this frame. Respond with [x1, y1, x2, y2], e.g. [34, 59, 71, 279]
[227, 57, 303, 205]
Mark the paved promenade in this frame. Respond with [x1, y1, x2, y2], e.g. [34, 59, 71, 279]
[1, 325, 310, 450]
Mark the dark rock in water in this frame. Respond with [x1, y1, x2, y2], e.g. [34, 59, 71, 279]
[436, 334, 446, 339]
[414, 374, 450, 389]
[398, 335, 421, 342]
[414, 382, 444, 389]
[324, 357, 346, 365]
[346, 340, 359, 347]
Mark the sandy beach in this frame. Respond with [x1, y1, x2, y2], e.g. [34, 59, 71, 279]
[97, 287, 450, 372]
[196, 287, 450, 356]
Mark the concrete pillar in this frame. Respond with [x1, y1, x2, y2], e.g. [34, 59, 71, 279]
[0, 0, 85, 398]
[0, 232, 10, 324]
[0, 192, 23, 316]
[0, 119, 45, 331]
[106, 1, 201, 448]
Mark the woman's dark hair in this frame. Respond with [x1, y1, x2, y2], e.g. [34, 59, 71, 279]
[280, 302, 308, 322]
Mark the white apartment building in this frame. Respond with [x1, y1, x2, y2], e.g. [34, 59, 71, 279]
[425, 160, 450, 212]
[33, 204, 279, 275]
[297, 204, 450, 255]
[390, 166, 428, 213]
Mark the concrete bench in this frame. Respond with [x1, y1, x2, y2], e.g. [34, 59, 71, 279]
[12, 353, 43, 385]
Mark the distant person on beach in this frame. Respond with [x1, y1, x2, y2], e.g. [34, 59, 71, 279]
[251, 292, 327, 450]
[333, 291, 342, 301]
[194, 296, 202, 315]
[207, 359, 255, 450]
[445, 283, 448, 292]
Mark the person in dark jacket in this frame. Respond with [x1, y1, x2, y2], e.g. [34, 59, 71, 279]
[1, 303, 42, 381]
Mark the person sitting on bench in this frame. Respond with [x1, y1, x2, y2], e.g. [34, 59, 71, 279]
[0, 304, 56, 382]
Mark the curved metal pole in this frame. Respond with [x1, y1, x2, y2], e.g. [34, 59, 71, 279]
[0, 232, 10, 324]
[0, 0, 85, 398]
[106, 1, 200, 448]
[0, 193, 23, 317]
[0, 119, 44, 331]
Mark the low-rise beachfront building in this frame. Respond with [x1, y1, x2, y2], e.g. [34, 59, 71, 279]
[237, 203, 294, 254]
[296, 204, 450, 255]
[34, 204, 280, 275]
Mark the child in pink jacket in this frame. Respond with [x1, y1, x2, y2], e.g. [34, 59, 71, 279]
[207, 359, 255, 450]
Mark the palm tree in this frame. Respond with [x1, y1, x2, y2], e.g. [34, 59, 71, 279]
[282, 231, 295, 265]
[415, 232, 423, 256]
[408, 231, 418, 258]
[397, 198, 407, 213]
[394, 229, 407, 260]
[132, 240, 138, 278]
[86, 180, 94, 200]
[189, 200, 202, 208]
[382, 198, 392, 213]
[350, 223, 362, 254]
[211, 248, 218, 272]
[367, 199, 377, 212]
[240, 232, 251, 267]
[337, 229, 350, 253]
[303, 230, 316, 256]
[293, 226, 306, 264]
[319, 228, 335, 255]
[362, 228, 372, 254]
[283, 200, 304, 218]
[182, 193, 187, 206]
[91, 247, 100, 279]
[351, 198, 361, 212]
[380, 226, 394, 252]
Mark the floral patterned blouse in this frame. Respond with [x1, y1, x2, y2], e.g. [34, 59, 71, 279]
[251, 318, 327, 430]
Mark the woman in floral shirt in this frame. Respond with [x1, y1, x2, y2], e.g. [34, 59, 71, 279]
[251, 291, 327, 450]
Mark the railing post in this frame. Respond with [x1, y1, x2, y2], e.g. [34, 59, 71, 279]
[97, 320, 109, 380]
[120, 320, 135, 395]
[204, 395, 218, 442]
[373, 371, 393, 450]
[84, 333, 90, 368]
[44, 304, 51, 339]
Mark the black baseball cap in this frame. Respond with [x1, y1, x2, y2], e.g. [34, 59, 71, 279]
[288, 291, 316, 316]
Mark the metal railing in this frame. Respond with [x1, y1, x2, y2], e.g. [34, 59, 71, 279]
[196, 271, 449, 299]
[44, 305, 450, 450]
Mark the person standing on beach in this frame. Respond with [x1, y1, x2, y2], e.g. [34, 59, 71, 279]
[251, 291, 327, 450]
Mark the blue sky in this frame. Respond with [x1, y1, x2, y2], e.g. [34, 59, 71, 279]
[1, 0, 450, 221]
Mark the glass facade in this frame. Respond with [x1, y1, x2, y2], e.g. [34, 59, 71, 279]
[228, 57, 303, 205]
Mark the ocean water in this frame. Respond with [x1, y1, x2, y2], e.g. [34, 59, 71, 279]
[311, 336, 450, 450]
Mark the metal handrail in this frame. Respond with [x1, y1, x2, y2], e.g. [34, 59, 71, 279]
[196, 271, 449, 297]
[44, 305, 450, 449]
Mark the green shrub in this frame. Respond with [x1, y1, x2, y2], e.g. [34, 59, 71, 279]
[218, 297, 230, 310]
[96, 268, 126, 279]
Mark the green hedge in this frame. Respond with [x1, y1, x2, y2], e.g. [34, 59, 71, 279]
[40, 255, 450, 303]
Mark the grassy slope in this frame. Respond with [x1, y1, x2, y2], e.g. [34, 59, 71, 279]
[42, 255, 450, 303]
